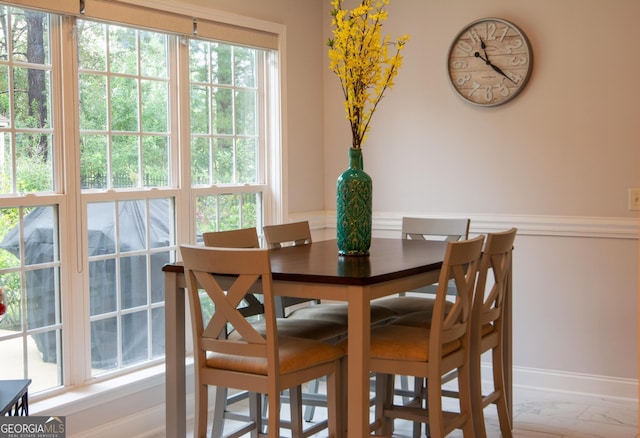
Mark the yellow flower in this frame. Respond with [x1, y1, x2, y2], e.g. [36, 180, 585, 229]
[328, 0, 408, 148]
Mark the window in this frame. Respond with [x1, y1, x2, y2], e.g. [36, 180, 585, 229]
[190, 40, 266, 235]
[0, 7, 62, 392]
[0, 3, 281, 395]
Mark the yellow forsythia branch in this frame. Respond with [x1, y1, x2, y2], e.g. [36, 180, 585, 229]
[328, 0, 409, 148]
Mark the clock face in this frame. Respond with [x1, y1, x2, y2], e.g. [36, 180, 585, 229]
[447, 18, 533, 107]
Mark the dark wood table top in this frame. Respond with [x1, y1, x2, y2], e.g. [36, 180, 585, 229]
[164, 238, 447, 287]
[268, 238, 446, 286]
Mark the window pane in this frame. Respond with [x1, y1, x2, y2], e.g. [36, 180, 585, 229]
[79, 74, 107, 130]
[0, 204, 62, 392]
[237, 137, 257, 183]
[141, 80, 168, 132]
[151, 307, 164, 358]
[189, 40, 209, 83]
[109, 25, 137, 75]
[13, 10, 50, 64]
[0, 7, 53, 196]
[78, 21, 107, 71]
[235, 89, 256, 136]
[140, 30, 167, 79]
[122, 311, 147, 365]
[241, 193, 260, 229]
[142, 136, 169, 187]
[119, 200, 146, 252]
[89, 258, 116, 316]
[212, 87, 232, 134]
[120, 255, 147, 309]
[213, 137, 233, 184]
[80, 135, 108, 189]
[190, 85, 209, 134]
[211, 43, 232, 85]
[191, 137, 210, 185]
[80, 22, 170, 192]
[91, 317, 117, 371]
[16, 133, 53, 192]
[87, 198, 173, 375]
[234, 47, 256, 88]
[112, 135, 139, 188]
[195, 195, 217, 234]
[110, 77, 139, 132]
[14, 67, 51, 129]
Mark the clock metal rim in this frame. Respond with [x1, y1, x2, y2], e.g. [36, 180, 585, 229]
[447, 17, 533, 107]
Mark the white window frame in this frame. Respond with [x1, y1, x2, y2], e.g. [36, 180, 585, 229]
[0, 1, 286, 408]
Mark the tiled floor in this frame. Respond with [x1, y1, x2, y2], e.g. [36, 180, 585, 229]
[202, 384, 638, 438]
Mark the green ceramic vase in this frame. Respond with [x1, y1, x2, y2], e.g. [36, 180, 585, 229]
[336, 147, 372, 256]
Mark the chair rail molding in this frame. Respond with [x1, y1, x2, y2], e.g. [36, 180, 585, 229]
[302, 212, 639, 240]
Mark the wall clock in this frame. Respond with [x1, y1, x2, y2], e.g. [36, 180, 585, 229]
[447, 17, 533, 107]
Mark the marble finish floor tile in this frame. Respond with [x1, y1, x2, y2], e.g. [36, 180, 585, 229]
[173, 385, 638, 438]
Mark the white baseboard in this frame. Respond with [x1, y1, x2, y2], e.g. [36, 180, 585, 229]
[70, 404, 167, 438]
[508, 364, 638, 401]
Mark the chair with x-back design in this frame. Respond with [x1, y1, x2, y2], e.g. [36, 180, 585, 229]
[180, 245, 345, 437]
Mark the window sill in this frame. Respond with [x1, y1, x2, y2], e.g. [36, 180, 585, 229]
[29, 363, 171, 417]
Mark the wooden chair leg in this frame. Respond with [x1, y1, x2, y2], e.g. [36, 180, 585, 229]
[249, 392, 261, 438]
[457, 363, 475, 438]
[289, 386, 304, 436]
[267, 390, 281, 437]
[470, 346, 486, 438]
[426, 371, 444, 437]
[303, 378, 320, 422]
[493, 344, 513, 438]
[411, 377, 423, 438]
[374, 373, 394, 436]
[211, 387, 227, 438]
[195, 383, 208, 438]
[326, 364, 340, 437]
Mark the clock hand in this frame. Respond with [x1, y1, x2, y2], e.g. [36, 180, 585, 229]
[474, 52, 518, 85]
[479, 36, 490, 61]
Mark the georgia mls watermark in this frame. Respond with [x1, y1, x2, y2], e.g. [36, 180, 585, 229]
[0, 416, 65, 438]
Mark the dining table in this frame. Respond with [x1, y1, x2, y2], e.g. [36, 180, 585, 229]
[163, 237, 513, 437]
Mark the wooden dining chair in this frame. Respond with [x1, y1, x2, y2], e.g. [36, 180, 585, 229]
[469, 228, 517, 438]
[361, 235, 484, 437]
[263, 221, 392, 422]
[264, 221, 395, 325]
[180, 245, 345, 438]
[201, 227, 346, 437]
[373, 216, 471, 316]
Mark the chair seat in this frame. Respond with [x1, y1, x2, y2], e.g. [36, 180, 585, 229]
[229, 318, 346, 343]
[287, 302, 395, 326]
[384, 303, 455, 329]
[206, 336, 345, 375]
[372, 296, 437, 316]
[338, 324, 461, 362]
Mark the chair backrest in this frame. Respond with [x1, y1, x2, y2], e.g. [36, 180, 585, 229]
[402, 217, 470, 242]
[472, 228, 517, 336]
[263, 221, 312, 249]
[201, 228, 263, 317]
[429, 235, 484, 357]
[203, 227, 260, 249]
[179, 245, 279, 372]
[262, 221, 317, 315]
